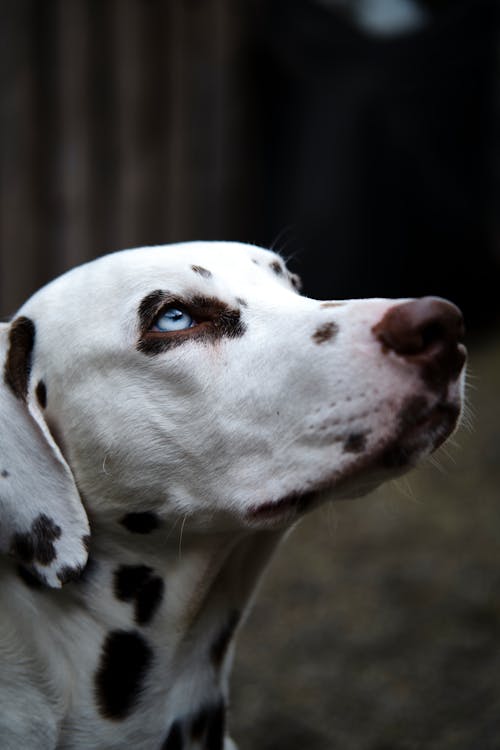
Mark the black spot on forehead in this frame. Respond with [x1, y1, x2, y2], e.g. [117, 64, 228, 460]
[11, 513, 62, 566]
[120, 511, 161, 534]
[289, 273, 302, 292]
[36, 379, 47, 409]
[191, 265, 212, 279]
[343, 432, 368, 454]
[270, 260, 284, 275]
[114, 565, 164, 626]
[4, 316, 35, 402]
[210, 610, 240, 667]
[95, 629, 152, 720]
[312, 321, 339, 345]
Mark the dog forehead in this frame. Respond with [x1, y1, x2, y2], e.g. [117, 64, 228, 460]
[25, 242, 286, 316]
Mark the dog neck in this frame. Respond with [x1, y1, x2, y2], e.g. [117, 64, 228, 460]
[69, 518, 285, 742]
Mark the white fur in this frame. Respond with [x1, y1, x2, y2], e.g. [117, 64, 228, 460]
[0, 241, 465, 748]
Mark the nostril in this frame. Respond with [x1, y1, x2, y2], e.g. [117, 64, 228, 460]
[420, 320, 448, 350]
[372, 297, 465, 357]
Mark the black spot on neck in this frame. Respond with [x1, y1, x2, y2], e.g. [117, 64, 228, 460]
[120, 512, 161, 534]
[210, 610, 240, 667]
[114, 565, 165, 625]
[95, 630, 152, 720]
[17, 564, 43, 589]
[36, 379, 47, 408]
[11, 513, 62, 566]
[190, 701, 225, 750]
[4, 316, 35, 401]
[161, 719, 184, 750]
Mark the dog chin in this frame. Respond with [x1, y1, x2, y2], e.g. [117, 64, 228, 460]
[245, 397, 462, 528]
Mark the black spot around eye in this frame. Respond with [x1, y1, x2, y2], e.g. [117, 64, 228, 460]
[95, 630, 152, 720]
[11, 513, 62, 566]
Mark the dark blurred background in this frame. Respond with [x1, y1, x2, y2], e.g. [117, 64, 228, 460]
[1, 1, 500, 748]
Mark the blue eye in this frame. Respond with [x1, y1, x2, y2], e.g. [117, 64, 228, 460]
[152, 308, 195, 332]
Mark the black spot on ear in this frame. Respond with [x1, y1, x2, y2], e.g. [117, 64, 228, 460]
[1, 469, 9, 478]
[312, 322, 339, 345]
[190, 700, 225, 750]
[11, 513, 62, 566]
[161, 719, 184, 750]
[191, 265, 212, 279]
[343, 432, 368, 454]
[210, 610, 240, 667]
[35, 379, 47, 408]
[120, 512, 161, 534]
[57, 564, 85, 585]
[77, 555, 97, 584]
[95, 630, 152, 720]
[17, 564, 43, 589]
[114, 565, 165, 625]
[4, 316, 35, 401]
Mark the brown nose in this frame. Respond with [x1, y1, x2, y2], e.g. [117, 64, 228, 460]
[372, 297, 466, 387]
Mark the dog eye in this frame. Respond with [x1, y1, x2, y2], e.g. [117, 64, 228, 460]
[152, 308, 195, 332]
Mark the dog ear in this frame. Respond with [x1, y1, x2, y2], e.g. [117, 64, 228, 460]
[0, 319, 90, 588]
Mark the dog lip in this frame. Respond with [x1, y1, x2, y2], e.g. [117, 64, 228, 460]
[246, 398, 461, 522]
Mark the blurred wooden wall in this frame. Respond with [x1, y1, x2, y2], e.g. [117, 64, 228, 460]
[0, 0, 262, 317]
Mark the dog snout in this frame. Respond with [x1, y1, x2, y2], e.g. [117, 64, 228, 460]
[372, 296, 466, 387]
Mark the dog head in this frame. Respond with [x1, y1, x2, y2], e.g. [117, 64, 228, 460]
[0, 242, 466, 583]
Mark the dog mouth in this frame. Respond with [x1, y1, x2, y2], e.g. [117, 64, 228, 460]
[246, 396, 461, 525]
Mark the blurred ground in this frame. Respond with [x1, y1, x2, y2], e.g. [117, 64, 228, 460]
[231, 328, 500, 750]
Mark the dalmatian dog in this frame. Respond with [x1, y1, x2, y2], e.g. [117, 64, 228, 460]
[0, 241, 466, 750]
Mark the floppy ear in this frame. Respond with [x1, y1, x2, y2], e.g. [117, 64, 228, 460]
[0, 318, 90, 588]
